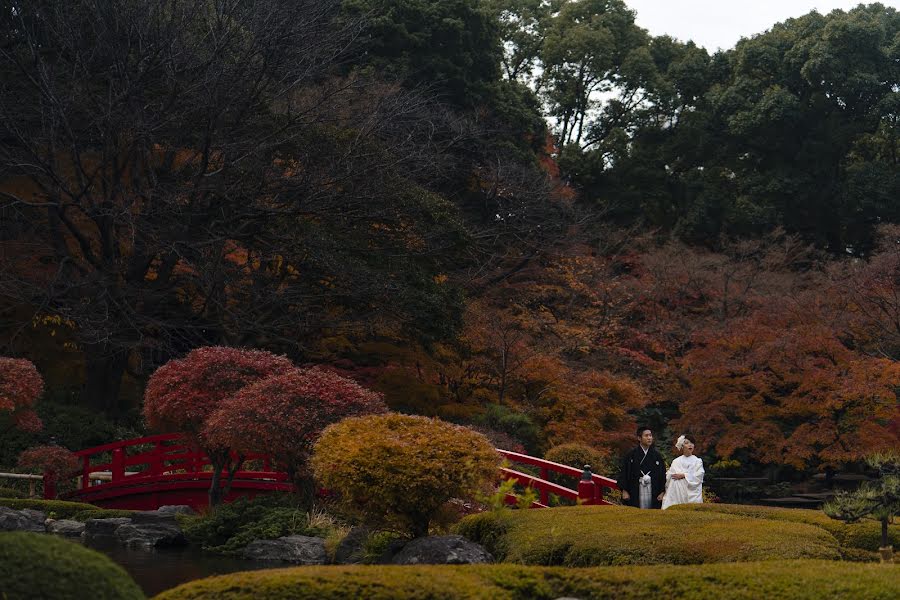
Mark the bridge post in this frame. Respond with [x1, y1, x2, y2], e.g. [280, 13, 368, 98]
[578, 464, 597, 505]
[539, 467, 550, 505]
[111, 448, 125, 480]
[42, 472, 56, 500]
[81, 456, 91, 490]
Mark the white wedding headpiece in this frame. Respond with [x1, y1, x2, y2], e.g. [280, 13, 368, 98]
[675, 435, 687, 450]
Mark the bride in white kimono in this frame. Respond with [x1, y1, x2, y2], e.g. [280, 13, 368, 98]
[661, 435, 704, 509]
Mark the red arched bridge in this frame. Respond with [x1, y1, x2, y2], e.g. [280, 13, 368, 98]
[44, 434, 618, 511]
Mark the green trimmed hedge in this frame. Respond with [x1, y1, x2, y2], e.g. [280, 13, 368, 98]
[152, 561, 899, 600]
[455, 505, 840, 566]
[178, 495, 329, 555]
[0, 498, 134, 521]
[671, 503, 900, 552]
[0, 532, 144, 600]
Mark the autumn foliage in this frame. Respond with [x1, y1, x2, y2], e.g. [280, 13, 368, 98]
[17, 445, 79, 477]
[144, 346, 294, 436]
[311, 414, 500, 537]
[143, 346, 294, 505]
[0, 357, 44, 433]
[205, 366, 388, 486]
[676, 310, 900, 468]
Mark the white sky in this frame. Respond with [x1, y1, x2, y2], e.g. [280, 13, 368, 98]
[625, 1, 900, 52]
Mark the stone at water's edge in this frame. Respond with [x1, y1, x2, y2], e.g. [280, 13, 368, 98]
[0, 507, 45, 533]
[47, 519, 86, 537]
[391, 535, 493, 565]
[242, 535, 327, 564]
[84, 517, 134, 541]
[20, 509, 47, 523]
[116, 512, 187, 548]
[157, 505, 197, 516]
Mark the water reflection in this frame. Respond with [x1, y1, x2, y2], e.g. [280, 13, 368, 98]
[82, 539, 277, 597]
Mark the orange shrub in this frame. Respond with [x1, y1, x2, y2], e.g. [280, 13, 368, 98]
[311, 414, 500, 537]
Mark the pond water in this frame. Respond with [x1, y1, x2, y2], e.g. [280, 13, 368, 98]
[82, 539, 277, 597]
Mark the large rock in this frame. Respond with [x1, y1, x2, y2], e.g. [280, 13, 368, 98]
[157, 505, 196, 516]
[391, 535, 493, 565]
[129, 510, 180, 524]
[115, 515, 186, 548]
[377, 538, 409, 564]
[242, 535, 327, 564]
[47, 519, 86, 537]
[0, 507, 45, 533]
[20, 509, 47, 523]
[333, 527, 371, 565]
[84, 517, 132, 541]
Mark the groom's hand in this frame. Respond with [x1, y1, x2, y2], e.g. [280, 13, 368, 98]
[657, 493, 664, 501]
[622, 491, 630, 500]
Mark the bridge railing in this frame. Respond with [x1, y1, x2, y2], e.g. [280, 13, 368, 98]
[46, 436, 617, 510]
[53, 433, 288, 500]
[497, 449, 618, 508]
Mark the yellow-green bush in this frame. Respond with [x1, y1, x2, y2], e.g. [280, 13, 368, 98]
[671, 503, 900, 552]
[0, 532, 144, 600]
[0, 498, 133, 521]
[152, 561, 899, 600]
[544, 443, 613, 476]
[542, 444, 617, 505]
[455, 505, 840, 566]
[311, 413, 500, 537]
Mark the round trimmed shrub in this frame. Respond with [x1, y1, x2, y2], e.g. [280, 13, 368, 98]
[456, 505, 841, 566]
[542, 443, 619, 505]
[671, 502, 900, 553]
[153, 561, 899, 600]
[311, 413, 500, 537]
[0, 531, 144, 600]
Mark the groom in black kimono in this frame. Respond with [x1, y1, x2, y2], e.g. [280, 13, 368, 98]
[619, 426, 666, 509]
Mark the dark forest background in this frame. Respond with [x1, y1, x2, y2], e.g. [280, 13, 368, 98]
[2, 0, 898, 478]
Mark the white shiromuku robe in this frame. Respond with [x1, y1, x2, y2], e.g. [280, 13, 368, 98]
[661, 455, 704, 509]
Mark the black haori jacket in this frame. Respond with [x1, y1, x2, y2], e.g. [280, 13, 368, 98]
[619, 446, 666, 509]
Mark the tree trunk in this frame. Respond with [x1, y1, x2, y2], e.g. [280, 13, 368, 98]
[880, 517, 893, 563]
[83, 346, 128, 417]
[411, 514, 429, 538]
[221, 455, 245, 499]
[208, 461, 224, 508]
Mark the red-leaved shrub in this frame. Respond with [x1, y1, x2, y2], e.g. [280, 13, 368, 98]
[18, 445, 79, 477]
[0, 357, 44, 433]
[143, 346, 294, 505]
[205, 366, 387, 490]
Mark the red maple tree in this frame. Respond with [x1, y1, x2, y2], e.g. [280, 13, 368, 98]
[143, 346, 294, 506]
[18, 445, 79, 477]
[675, 309, 900, 468]
[205, 366, 387, 493]
[18, 445, 79, 499]
[0, 357, 44, 433]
